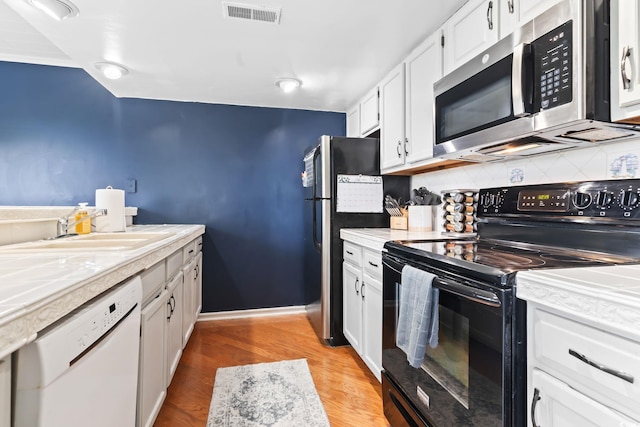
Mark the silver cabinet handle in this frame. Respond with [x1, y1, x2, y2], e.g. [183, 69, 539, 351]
[396, 141, 402, 158]
[487, 1, 494, 30]
[568, 349, 635, 383]
[507, 0, 514, 14]
[531, 388, 541, 427]
[355, 277, 360, 295]
[621, 45, 632, 90]
[404, 137, 409, 156]
[361, 282, 365, 300]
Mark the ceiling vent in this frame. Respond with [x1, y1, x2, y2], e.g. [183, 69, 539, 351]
[223, 2, 281, 24]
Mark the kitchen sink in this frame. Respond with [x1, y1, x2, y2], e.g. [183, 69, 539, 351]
[0, 232, 175, 252]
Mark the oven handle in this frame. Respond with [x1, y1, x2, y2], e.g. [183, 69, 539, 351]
[435, 277, 502, 308]
[382, 257, 502, 308]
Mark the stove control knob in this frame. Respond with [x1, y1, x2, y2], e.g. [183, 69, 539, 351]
[573, 191, 592, 209]
[620, 190, 640, 209]
[595, 191, 614, 207]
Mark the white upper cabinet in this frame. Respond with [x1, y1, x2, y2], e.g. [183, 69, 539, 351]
[380, 63, 406, 171]
[360, 87, 380, 136]
[405, 32, 442, 165]
[500, 0, 563, 38]
[443, 0, 499, 74]
[518, 0, 563, 25]
[346, 105, 360, 137]
[611, 0, 640, 122]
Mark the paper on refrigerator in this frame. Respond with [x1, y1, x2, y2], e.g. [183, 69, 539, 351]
[336, 175, 383, 213]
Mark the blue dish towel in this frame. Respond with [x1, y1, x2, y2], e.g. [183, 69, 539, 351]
[396, 265, 439, 368]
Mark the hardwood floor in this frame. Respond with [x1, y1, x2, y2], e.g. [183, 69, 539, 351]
[154, 313, 390, 427]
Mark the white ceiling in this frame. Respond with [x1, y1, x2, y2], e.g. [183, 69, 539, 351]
[0, 0, 467, 112]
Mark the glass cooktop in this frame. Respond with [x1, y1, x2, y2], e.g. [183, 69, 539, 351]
[398, 239, 637, 274]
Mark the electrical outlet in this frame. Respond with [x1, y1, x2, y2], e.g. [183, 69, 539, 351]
[126, 178, 137, 193]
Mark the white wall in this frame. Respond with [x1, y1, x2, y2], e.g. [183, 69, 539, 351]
[412, 138, 640, 193]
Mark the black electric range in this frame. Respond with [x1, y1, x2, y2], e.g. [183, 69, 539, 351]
[382, 179, 640, 427]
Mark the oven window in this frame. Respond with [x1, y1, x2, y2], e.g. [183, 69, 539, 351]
[421, 305, 470, 409]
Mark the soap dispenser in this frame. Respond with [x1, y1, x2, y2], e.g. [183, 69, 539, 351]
[75, 202, 91, 234]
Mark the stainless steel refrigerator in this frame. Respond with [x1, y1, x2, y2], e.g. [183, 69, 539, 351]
[302, 135, 408, 346]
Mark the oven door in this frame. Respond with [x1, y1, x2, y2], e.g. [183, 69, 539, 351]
[382, 253, 515, 427]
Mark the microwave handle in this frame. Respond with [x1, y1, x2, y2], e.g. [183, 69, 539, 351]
[512, 43, 533, 117]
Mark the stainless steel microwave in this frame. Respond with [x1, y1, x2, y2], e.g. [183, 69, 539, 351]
[433, 0, 640, 162]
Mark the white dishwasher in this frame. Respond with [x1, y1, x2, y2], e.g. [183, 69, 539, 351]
[14, 275, 142, 427]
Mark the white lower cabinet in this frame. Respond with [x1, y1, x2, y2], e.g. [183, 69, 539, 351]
[527, 304, 640, 426]
[0, 356, 10, 427]
[138, 288, 168, 427]
[182, 257, 197, 347]
[343, 261, 362, 351]
[165, 271, 184, 387]
[137, 237, 203, 426]
[530, 369, 634, 427]
[342, 241, 383, 382]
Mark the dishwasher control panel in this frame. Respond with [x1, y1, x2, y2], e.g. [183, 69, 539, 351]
[74, 283, 140, 352]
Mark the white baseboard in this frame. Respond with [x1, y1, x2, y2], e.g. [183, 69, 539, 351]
[197, 305, 306, 322]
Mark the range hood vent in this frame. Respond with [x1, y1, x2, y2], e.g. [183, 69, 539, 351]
[223, 2, 281, 24]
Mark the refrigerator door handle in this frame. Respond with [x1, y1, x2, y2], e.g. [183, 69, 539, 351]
[312, 147, 322, 252]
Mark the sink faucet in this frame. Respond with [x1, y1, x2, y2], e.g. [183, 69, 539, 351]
[55, 208, 108, 238]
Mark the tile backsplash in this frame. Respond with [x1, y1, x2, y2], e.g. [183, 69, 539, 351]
[411, 138, 640, 193]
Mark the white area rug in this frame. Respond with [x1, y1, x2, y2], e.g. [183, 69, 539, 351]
[207, 359, 330, 427]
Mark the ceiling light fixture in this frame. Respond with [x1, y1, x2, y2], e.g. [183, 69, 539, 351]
[275, 78, 301, 93]
[27, 0, 78, 20]
[94, 62, 129, 80]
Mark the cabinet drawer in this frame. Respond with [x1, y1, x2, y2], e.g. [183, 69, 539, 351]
[182, 240, 197, 263]
[166, 250, 182, 281]
[363, 249, 382, 279]
[140, 260, 166, 306]
[195, 236, 203, 254]
[533, 308, 640, 420]
[343, 242, 362, 267]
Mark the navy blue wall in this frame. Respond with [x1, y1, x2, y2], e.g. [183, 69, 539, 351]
[0, 61, 345, 312]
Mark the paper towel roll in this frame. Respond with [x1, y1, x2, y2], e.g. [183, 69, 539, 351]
[95, 186, 126, 232]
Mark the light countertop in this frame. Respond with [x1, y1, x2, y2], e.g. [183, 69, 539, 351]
[518, 265, 640, 341]
[340, 228, 475, 252]
[0, 224, 204, 359]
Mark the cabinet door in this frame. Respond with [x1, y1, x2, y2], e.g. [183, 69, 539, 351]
[360, 87, 380, 135]
[346, 105, 360, 137]
[530, 369, 635, 427]
[182, 259, 196, 347]
[499, 0, 518, 38]
[405, 32, 442, 164]
[380, 62, 406, 171]
[195, 251, 203, 315]
[518, 0, 562, 25]
[138, 290, 168, 427]
[362, 273, 383, 382]
[166, 272, 184, 387]
[343, 262, 362, 353]
[0, 356, 9, 427]
[617, 0, 640, 108]
[443, 0, 499, 74]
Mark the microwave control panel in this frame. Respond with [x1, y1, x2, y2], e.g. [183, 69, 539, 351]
[534, 21, 573, 111]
